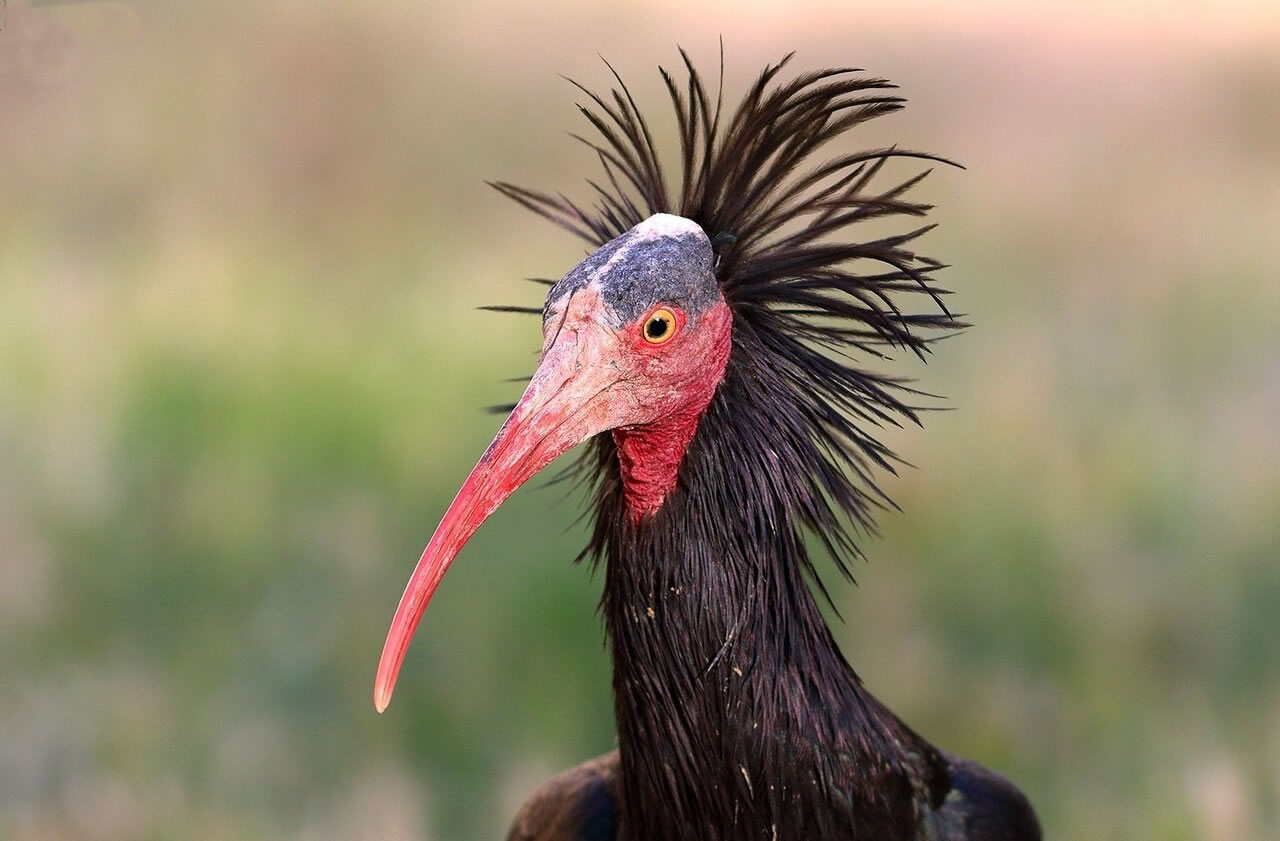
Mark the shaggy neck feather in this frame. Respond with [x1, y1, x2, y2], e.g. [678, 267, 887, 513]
[598, 371, 943, 841]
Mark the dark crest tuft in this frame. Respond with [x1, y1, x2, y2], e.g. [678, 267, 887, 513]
[490, 49, 962, 584]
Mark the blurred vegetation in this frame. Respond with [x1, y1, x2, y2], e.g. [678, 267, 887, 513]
[1, 2, 1278, 840]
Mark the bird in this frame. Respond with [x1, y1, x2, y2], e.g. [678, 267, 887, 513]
[373, 49, 1043, 841]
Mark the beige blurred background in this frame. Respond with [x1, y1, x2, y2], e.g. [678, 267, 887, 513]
[1, 1, 1278, 839]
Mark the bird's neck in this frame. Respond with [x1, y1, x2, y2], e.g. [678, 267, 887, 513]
[598, 393, 938, 840]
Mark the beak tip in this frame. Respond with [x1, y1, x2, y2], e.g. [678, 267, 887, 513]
[374, 686, 392, 714]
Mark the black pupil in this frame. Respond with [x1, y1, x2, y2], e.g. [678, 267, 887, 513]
[646, 316, 669, 339]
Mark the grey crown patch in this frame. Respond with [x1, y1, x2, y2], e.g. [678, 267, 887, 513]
[545, 215, 719, 328]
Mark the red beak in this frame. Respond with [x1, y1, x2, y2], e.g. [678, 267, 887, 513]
[374, 320, 619, 712]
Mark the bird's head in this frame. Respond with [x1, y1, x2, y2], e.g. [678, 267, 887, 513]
[374, 213, 730, 712]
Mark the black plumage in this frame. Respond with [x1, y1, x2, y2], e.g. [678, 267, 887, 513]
[484, 50, 1041, 841]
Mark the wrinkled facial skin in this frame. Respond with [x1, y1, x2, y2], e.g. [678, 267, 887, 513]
[373, 214, 731, 712]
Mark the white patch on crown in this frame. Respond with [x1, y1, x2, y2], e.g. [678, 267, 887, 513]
[633, 213, 704, 241]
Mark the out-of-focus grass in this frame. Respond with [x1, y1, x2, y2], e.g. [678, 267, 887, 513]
[2, 2, 1278, 840]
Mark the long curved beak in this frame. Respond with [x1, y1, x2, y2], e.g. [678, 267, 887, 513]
[374, 323, 616, 712]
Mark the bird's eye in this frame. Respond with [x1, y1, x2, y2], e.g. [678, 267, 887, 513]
[643, 308, 677, 344]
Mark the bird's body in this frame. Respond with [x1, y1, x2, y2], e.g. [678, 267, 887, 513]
[510, 751, 1039, 841]
[374, 51, 1041, 841]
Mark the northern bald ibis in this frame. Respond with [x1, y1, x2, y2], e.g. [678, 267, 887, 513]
[375, 51, 1041, 841]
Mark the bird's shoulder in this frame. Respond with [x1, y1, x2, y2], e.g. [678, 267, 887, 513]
[926, 755, 1041, 841]
[506, 750, 622, 841]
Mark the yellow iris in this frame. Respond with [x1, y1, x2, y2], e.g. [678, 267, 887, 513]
[643, 308, 677, 344]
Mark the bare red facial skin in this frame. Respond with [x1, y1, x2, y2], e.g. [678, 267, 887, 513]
[612, 299, 732, 519]
[373, 288, 733, 712]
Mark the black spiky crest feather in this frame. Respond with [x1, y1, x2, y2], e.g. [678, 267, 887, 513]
[491, 49, 961, 586]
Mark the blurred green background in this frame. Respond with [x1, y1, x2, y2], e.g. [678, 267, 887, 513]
[2, 1, 1277, 839]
